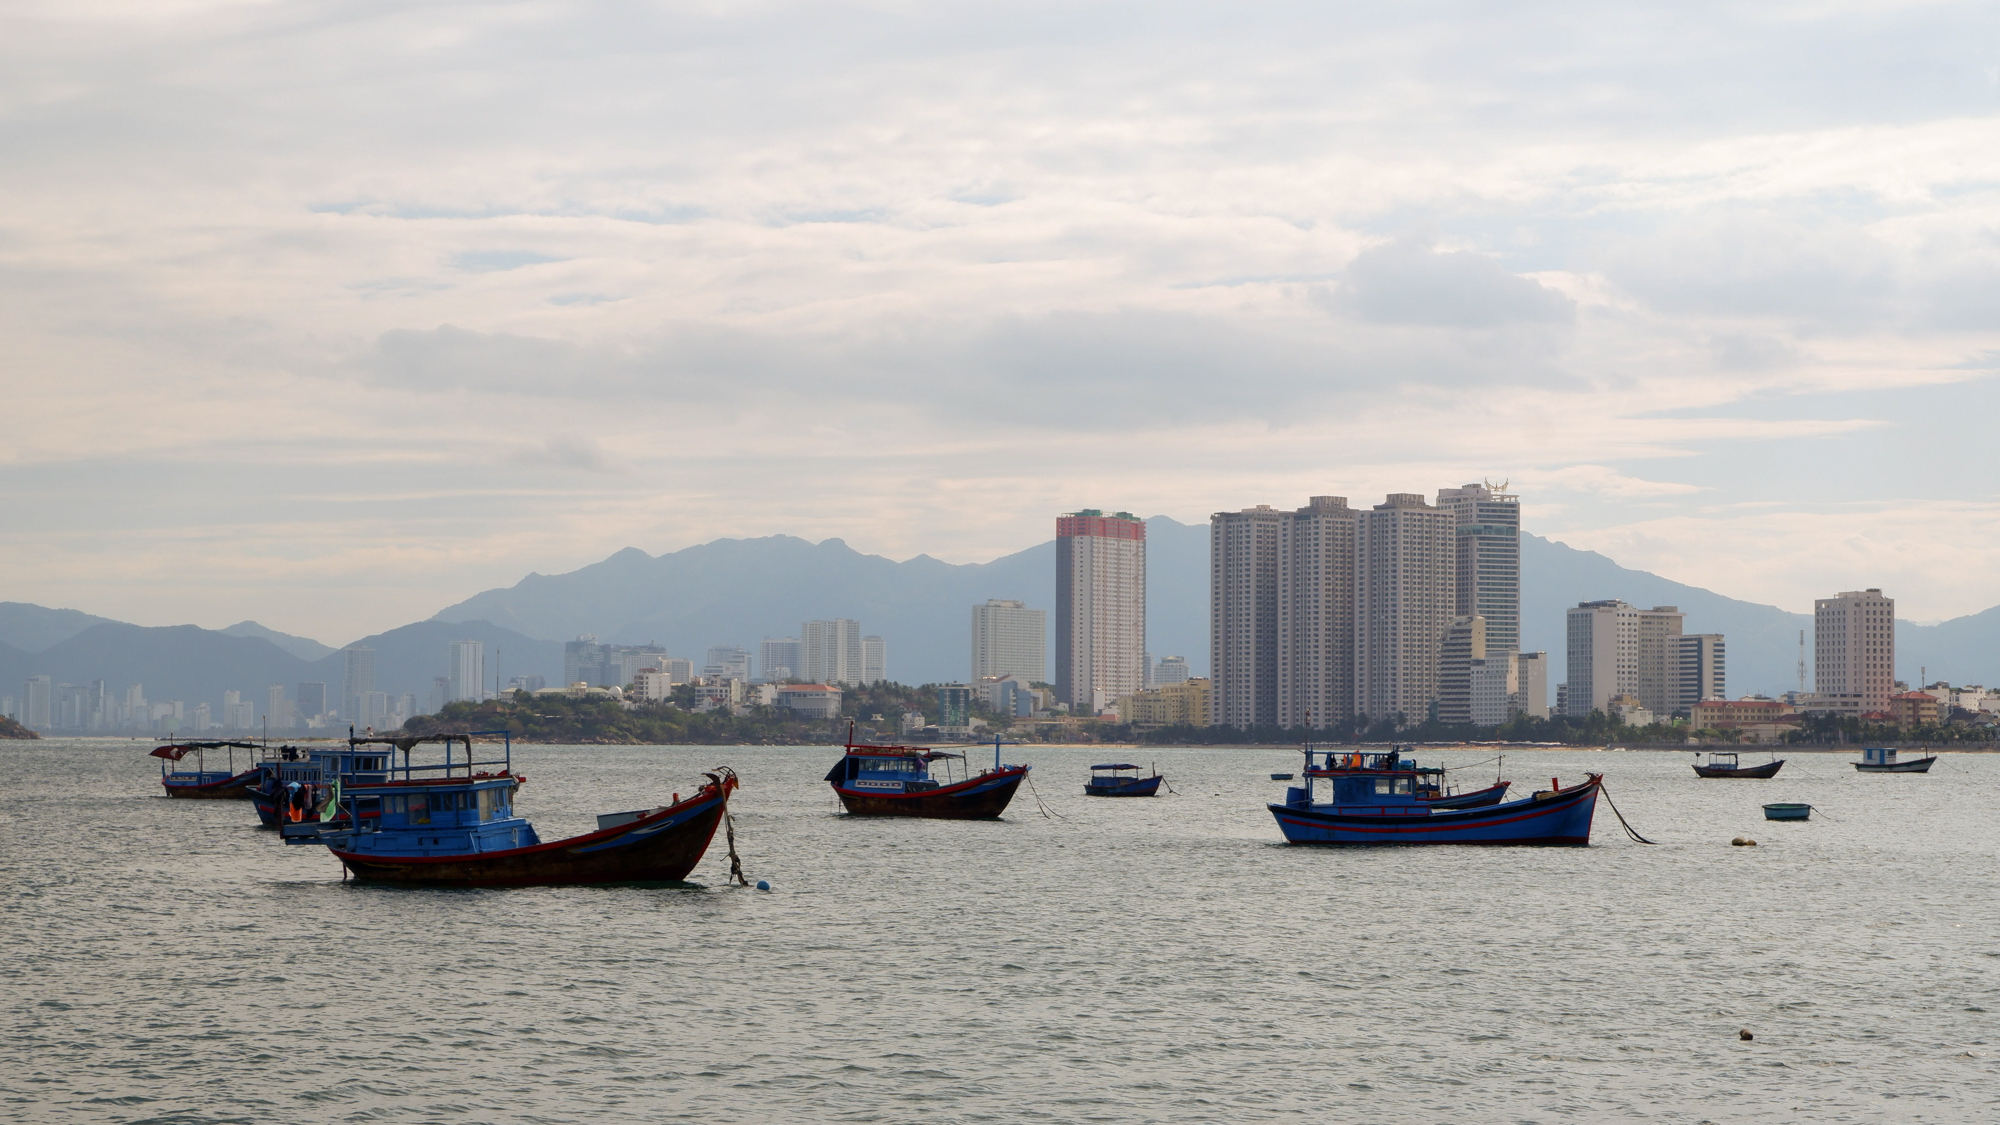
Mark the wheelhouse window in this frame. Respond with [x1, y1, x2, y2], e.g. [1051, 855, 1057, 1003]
[407, 794, 429, 824]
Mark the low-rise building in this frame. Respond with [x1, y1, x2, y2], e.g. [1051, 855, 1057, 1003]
[1690, 698, 1798, 729]
[1608, 692, 1654, 727]
[1890, 690, 1941, 728]
[776, 684, 842, 718]
[1117, 678, 1211, 727]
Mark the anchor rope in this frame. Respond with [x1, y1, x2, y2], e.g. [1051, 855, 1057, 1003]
[1597, 780, 1659, 845]
[1022, 771, 1066, 820]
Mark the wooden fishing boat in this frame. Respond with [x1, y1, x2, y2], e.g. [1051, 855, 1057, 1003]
[1763, 803, 1812, 820]
[283, 730, 738, 887]
[1692, 751, 1784, 779]
[152, 741, 262, 799]
[1084, 763, 1163, 797]
[824, 733, 1027, 818]
[1854, 747, 1936, 773]
[1269, 747, 1597, 846]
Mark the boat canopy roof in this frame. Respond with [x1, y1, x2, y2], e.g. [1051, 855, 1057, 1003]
[1091, 763, 1140, 771]
[151, 740, 260, 759]
[844, 740, 964, 761]
[348, 733, 480, 751]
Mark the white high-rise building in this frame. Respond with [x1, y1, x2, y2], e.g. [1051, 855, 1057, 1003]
[971, 599, 1046, 683]
[1276, 496, 1360, 729]
[1516, 652, 1550, 718]
[760, 637, 802, 682]
[1469, 653, 1519, 726]
[1356, 494, 1456, 725]
[1438, 615, 1486, 725]
[1055, 511, 1146, 708]
[1435, 482, 1521, 660]
[1565, 600, 1638, 717]
[448, 640, 486, 704]
[704, 646, 752, 682]
[266, 684, 293, 731]
[801, 619, 864, 687]
[1635, 606, 1686, 716]
[342, 646, 375, 720]
[1815, 588, 1895, 713]
[1152, 655, 1190, 686]
[863, 636, 886, 684]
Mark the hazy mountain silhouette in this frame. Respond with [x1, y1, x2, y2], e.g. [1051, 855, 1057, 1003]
[221, 621, 338, 662]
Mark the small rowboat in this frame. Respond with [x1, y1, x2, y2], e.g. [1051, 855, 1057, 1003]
[1692, 751, 1784, 779]
[1084, 763, 1163, 797]
[1854, 747, 1936, 773]
[1762, 803, 1812, 821]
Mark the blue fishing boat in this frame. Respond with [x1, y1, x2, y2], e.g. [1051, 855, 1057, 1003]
[152, 741, 262, 799]
[1084, 763, 1163, 797]
[1763, 803, 1812, 820]
[283, 731, 740, 887]
[1268, 747, 1599, 846]
[824, 732, 1028, 818]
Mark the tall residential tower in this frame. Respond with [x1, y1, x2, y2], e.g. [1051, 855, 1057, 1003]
[1056, 510, 1147, 709]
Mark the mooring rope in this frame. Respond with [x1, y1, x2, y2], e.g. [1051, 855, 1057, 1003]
[1597, 780, 1659, 844]
[1439, 755, 1505, 772]
[722, 805, 750, 885]
[1023, 771, 1066, 820]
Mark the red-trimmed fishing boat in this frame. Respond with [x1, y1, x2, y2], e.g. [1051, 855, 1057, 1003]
[824, 732, 1028, 818]
[153, 741, 262, 799]
[283, 731, 741, 887]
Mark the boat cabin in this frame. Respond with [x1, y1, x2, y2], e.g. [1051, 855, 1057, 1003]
[283, 730, 539, 856]
[1285, 747, 1436, 810]
[826, 747, 962, 793]
[153, 740, 262, 791]
[1861, 747, 1898, 766]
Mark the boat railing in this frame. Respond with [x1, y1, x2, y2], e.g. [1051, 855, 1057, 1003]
[344, 729, 514, 782]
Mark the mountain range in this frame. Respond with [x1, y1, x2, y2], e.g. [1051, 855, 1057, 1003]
[4, 520, 1996, 728]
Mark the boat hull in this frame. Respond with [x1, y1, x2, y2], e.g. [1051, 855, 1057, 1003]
[834, 768, 1026, 819]
[162, 769, 261, 799]
[1085, 776, 1162, 797]
[331, 793, 728, 887]
[1694, 760, 1784, 778]
[1270, 776, 1600, 846]
[1421, 781, 1511, 809]
[1855, 757, 1935, 773]
[1763, 803, 1811, 820]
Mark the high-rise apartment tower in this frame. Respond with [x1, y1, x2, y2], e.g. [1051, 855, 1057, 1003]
[1435, 482, 1521, 659]
[1056, 511, 1147, 709]
[971, 599, 1046, 683]
[1815, 589, 1895, 712]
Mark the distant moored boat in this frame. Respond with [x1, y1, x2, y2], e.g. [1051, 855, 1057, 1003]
[824, 731, 1028, 819]
[152, 741, 261, 799]
[1084, 763, 1163, 797]
[1854, 747, 1936, 773]
[1692, 751, 1784, 779]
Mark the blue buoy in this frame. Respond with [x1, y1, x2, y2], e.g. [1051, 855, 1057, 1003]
[756, 880, 771, 891]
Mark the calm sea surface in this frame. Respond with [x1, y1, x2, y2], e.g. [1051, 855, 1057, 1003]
[4, 741, 1997, 1124]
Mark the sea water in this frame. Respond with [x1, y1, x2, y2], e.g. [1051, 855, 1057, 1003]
[3, 742, 1996, 1123]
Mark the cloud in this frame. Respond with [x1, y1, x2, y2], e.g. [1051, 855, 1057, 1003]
[511, 435, 623, 473]
[1332, 239, 1577, 328]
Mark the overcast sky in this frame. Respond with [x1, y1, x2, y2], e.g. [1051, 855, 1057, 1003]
[3, 0, 1998, 643]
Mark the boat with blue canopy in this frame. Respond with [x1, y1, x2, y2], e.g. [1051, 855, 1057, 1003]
[151, 741, 262, 799]
[1084, 763, 1163, 797]
[1268, 746, 1599, 846]
[824, 730, 1028, 818]
[282, 730, 740, 886]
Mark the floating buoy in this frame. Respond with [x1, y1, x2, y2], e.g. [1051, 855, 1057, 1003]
[755, 879, 771, 891]
[1739, 1029, 1753, 1041]
[1731, 837, 1757, 846]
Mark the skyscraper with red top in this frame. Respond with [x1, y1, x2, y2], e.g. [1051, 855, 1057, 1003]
[1056, 510, 1147, 710]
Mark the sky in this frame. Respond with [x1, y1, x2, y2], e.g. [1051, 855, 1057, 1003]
[3, 0, 1998, 644]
